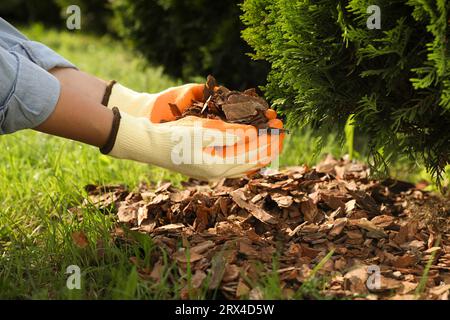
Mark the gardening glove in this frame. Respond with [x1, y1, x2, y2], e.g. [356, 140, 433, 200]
[101, 82, 285, 181]
[102, 80, 205, 122]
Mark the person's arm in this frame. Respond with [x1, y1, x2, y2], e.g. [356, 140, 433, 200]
[35, 67, 113, 148]
[0, 46, 113, 148]
[0, 17, 85, 136]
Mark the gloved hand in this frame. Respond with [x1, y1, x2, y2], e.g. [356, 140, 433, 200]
[100, 82, 285, 181]
[103, 81, 205, 122]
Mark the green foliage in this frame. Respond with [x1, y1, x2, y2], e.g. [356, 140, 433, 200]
[242, 0, 450, 182]
[415, 236, 440, 297]
[54, 0, 114, 33]
[0, 0, 61, 25]
[112, 0, 268, 88]
[1, 0, 113, 34]
[345, 114, 356, 160]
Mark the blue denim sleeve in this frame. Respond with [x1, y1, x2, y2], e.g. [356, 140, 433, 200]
[0, 18, 77, 134]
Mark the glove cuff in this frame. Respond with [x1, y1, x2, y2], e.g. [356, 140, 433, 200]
[101, 80, 117, 106]
[100, 107, 122, 154]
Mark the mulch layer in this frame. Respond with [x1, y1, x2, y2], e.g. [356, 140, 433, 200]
[79, 156, 450, 300]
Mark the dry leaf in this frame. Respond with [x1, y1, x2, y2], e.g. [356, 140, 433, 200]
[150, 260, 164, 281]
[353, 218, 387, 239]
[191, 241, 215, 255]
[231, 190, 277, 225]
[174, 249, 203, 264]
[137, 206, 148, 226]
[71, 231, 89, 248]
[154, 223, 184, 233]
[300, 198, 321, 223]
[345, 199, 357, 214]
[191, 270, 207, 289]
[271, 195, 294, 208]
[370, 215, 396, 228]
[393, 253, 418, 268]
[239, 240, 258, 257]
[329, 218, 348, 237]
[236, 278, 250, 298]
[117, 203, 138, 223]
[223, 264, 240, 282]
[344, 266, 368, 293]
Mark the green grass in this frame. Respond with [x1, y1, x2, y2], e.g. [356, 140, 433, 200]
[0, 25, 441, 299]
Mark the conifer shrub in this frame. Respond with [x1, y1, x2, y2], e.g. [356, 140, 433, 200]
[242, 0, 450, 181]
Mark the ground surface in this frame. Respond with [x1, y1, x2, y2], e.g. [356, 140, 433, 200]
[0, 26, 448, 300]
[82, 156, 450, 300]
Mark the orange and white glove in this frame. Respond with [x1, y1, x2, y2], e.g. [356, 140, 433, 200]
[100, 82, 285, 181]
[103, 81, 204, 121]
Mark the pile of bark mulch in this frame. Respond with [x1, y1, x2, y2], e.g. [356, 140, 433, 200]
[80, 155, 450, 300]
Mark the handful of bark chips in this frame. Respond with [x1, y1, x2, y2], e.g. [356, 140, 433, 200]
[169, 75, 285, 134]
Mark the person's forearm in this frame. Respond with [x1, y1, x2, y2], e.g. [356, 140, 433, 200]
[34, 68, 113, 148]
